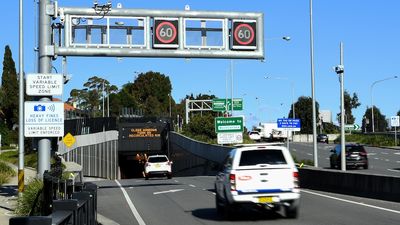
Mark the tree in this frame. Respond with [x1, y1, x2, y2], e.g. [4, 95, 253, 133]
[183, 113, 216, 140]
[336, 91, 361, 124]
[0, 45, 18, 130]
[130, 71, 172, 116]
[397, 110, 400, 117]
[289, 96, 320, 134]
[362, 106, 387, 132]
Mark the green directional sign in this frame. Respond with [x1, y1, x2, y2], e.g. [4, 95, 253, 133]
[215, 117, 244, 133]
[212, 99, 243, 111]
[345, 124, 360, 131]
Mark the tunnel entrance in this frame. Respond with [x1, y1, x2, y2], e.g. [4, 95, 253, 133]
[119, 154, 145, 179]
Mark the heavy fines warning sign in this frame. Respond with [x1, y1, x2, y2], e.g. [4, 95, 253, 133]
[24, 101, 64, 137]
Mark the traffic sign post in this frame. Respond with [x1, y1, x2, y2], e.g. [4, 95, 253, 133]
[63, 133, 76, 148]
[231, 20, 257, 50]
[277, 118, 301, 131]
[24, 102, 64, 137]
[217, 132, 243, 144]
[153, 18, 179, 48]
[215, 117, 244, 133]
[212, 99, 243, 111]
[26, 73, 63, 96]
[344, 124, 361, 131]
[391, 116, 400, 146]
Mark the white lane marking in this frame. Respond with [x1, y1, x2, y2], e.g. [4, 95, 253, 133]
[293, 149, 297, 152]
[307, 153, 312, 156]
[189, 184, 196, 188]
[385, 159, 390, 162]
[394, 153, 400, 155]
[374, 158, 379, 160]
[115, 180, 146, 225]
[211, 192, 216, 195]
[397, 161, 400, 163]
[153, 189, 184, 195]
[301, 189, 400, 215]
[174, 180, 179, 183]
[368, 153, 377, 156]
[381, 152, 389, 155]
[387, 169, 400, 173]
[325, 158, 329, 160]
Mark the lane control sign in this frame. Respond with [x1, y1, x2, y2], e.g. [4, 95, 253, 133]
[24, 101, 64, 137]
[231, 20, 257, 50]
[153, 18, 179, 48]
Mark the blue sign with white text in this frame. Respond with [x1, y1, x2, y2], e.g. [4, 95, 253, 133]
[277, 118, 301, 129]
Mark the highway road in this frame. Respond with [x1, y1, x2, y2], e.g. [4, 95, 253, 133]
[94, 176, 400, 225]
[289, 142, 400, 177]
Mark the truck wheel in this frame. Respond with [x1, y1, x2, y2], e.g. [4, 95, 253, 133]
[285, 200, 299, 219]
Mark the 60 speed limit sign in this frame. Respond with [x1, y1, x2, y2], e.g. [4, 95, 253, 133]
[153, 18, 179, 48]
[231, 20, 257, 50]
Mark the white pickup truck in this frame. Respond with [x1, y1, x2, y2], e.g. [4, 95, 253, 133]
[215, 143, 300, 218]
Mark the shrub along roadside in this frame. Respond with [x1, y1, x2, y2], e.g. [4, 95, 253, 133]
[14, 178, 43, 216]
[0, 161, 16, 185]
[334, 134, 398, 147]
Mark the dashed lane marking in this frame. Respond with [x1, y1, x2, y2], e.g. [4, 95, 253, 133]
[189, 184, 196, 188]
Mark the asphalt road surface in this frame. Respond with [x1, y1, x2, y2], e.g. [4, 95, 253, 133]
[94, 176, 400, 225]
[289, 142, 400, 177]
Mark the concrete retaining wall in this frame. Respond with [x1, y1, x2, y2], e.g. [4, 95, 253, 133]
[299, 167, 400, 202]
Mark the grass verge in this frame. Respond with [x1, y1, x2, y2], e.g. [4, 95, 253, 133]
[0, 151, 38, 168]
[0, 161, 16, 185]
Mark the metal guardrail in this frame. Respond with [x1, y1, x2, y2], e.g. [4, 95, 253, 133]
[9, 172, 98, 225]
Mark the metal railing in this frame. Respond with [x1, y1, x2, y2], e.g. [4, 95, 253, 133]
[10, 171, 98, 225]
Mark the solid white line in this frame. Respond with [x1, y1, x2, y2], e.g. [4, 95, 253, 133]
[115, 180, 146, 225]
[387, 169, 400, 173]
[301, 189, 400, 215]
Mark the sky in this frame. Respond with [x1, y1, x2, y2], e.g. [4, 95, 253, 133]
[1, 0, 399, 130]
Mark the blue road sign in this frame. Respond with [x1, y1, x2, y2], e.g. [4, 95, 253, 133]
[277, 118, 301, 130]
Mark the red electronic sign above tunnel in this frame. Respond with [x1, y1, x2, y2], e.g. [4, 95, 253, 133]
[153, 18, 179, 49]
[231, 20, 257, 50]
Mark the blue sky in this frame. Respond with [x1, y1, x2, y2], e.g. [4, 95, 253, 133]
[1, 0, 399, 129]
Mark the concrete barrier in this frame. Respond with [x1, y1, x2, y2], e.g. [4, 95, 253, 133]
[299, 167, 400, 202]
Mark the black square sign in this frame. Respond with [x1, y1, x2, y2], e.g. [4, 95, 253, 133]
[153, 18, 179, 49]
[231, 20, 257, 50]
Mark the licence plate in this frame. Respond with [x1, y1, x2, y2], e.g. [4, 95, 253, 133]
[155, 164, 160, 168]
[258, 197, 273, 203]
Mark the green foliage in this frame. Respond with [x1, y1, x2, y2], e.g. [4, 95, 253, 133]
[337, 91, 361, 125]
[183, 114, 216, 140]
[0, 161, 16, 185]
[15, 178, 43, 216]
[334, 134, 397, 146]
[291, 155, 314, 166]
[290, 96, 320, 134]
[361, 106, 387, 132]
[1, 46, 19, 130]
[0, 151, 38, 168]
[322, 122, 339, 134]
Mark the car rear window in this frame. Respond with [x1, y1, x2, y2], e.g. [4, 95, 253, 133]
[346, 146, 366, 153]
[148, 156, 168, 163]
[239, 150, 287, 166]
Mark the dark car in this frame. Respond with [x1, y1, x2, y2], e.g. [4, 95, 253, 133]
[329, 144, 368, 169]
[317, 134, 329, 143]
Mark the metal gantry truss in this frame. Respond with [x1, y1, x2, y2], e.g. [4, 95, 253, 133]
[185, 99, 214, 124]
[50, 6, 264, 59]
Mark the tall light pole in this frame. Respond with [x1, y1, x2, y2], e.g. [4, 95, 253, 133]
[335, 42, 345, 171]
[370, 75, 398, 132]
[18, 0, 25, 193]
[310, 0, 318, 167]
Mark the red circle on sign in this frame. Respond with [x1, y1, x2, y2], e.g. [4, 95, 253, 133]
[234, 23, 255, 45]
[155, 21, 177, 44]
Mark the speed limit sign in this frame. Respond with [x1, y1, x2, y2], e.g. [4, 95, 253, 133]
[153, 18, 179, 48]
[231, 20, 257, 50]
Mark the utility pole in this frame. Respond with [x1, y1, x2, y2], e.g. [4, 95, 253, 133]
[335, 42, 346, 171]
[18, 0, 25, 193]
[37, 0, 53, 179]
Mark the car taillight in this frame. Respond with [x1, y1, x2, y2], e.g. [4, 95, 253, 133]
[229, 174, 236, 191]
[293, 171, 299, 188]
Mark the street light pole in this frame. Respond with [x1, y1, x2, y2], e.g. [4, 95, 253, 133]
[370, 75, 398, 132]
[310, 0, 318, 167]
[335, 42, 346, 171]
